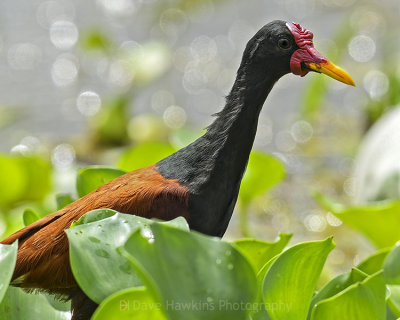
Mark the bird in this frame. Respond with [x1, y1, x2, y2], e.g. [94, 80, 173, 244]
[1, 20, 354, 319]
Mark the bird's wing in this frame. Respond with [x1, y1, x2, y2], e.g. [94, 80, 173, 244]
[1, 165, 189, 291]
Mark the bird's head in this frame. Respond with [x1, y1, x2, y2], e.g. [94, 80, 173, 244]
[243, 20, 355, 86]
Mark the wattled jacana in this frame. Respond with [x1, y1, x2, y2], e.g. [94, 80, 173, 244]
[1, 20, 354, 319]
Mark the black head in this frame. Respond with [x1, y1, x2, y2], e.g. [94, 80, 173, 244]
[240, 20, 355, 85]
[241, 20, 298, 78]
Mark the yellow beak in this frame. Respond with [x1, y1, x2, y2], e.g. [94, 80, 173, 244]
[307, 61, 355, 86]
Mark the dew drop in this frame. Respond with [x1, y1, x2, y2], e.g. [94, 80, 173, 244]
[141, 227, 154, 240]
[119, 262, 133, 274]
[227, 263, 234, 270]
[225, 250, 232, 256]
[95, 249, 109, 258]
[216, 258, 222, 265]
[88, 236, 100, 243]
[206, 296, 213, 303]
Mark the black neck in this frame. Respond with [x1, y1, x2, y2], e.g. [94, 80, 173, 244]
[202, 68, 276, 186]
[157, 60, 281, 235]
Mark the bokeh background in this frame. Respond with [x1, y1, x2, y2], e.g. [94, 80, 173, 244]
[1, 0, 400, 279]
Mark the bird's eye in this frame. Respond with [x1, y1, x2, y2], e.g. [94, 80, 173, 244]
[278, 38, 291, 50]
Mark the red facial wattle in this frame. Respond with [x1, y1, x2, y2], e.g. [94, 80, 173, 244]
[286, 22, 326, 76]
[285, 21, 355, 86]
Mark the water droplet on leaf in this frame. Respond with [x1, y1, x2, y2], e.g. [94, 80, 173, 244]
[95, 249, 109, 258]
[88, 236, 100, 243]
[119, 262, 133, 274]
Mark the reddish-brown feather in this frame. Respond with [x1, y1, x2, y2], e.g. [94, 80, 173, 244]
[1, 165, 189, 292]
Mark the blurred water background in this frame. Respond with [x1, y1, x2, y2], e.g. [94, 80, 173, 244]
[1, 0, 400, 277]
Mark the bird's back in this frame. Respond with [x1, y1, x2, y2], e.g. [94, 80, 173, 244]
[1, 165, 189, 292]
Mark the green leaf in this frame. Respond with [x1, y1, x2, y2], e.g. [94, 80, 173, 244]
[314, 192, 400, 248]
[92, 287, 166, 320]
[66, 210, 189, 304]
[76, 166, 126, 198]
[118, 142, 176, 172]
[0, 154, 26, 208]
[92, 95, 130, 146]
[70, 208, 119, 228]
[232, 233, 292, 273]
[18, 156, 52, 202]
[310, 272, 386, 320]
[301, 76, 328, 117]
[0, 242, 18, 303]
[80, 28, 112, 53]
[67, 211, 149, 304]
[262, 238, 335, 320]
[155, 216, 190, 231]
[257, 255, 279, 285]
[239, 151, 285, 206]
[0, 154, 51, 208]
[387, 285, 400, 317]
[308, 268, 368, 319]
[44, 293, 71, 312]
[252, 255, 280, 320]
[123, 223, 257, 320]
[357, 247, 392, 275]
[22, 208, 40, 226]
[0, 287, 70, 320]
[56, 194, 74, 210]
[383, 244, 400, 285]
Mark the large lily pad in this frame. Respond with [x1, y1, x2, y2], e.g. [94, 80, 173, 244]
[307, 268, 367, 319]
[310, 272, 386, 320]
[0, 287, 70, 320]
[92, 287, 166, 320]
[0, 241, 18, 303]
[262, 238, 335, 320]
[66, 209, 189, 304]
[233, 233, 292, 273]
[357, 247, 392, 275]
[123, 223, 257, 320]
[314, 192, 400, 248]
[384, 244, 400, 285]
[387, 285, 400, 317]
